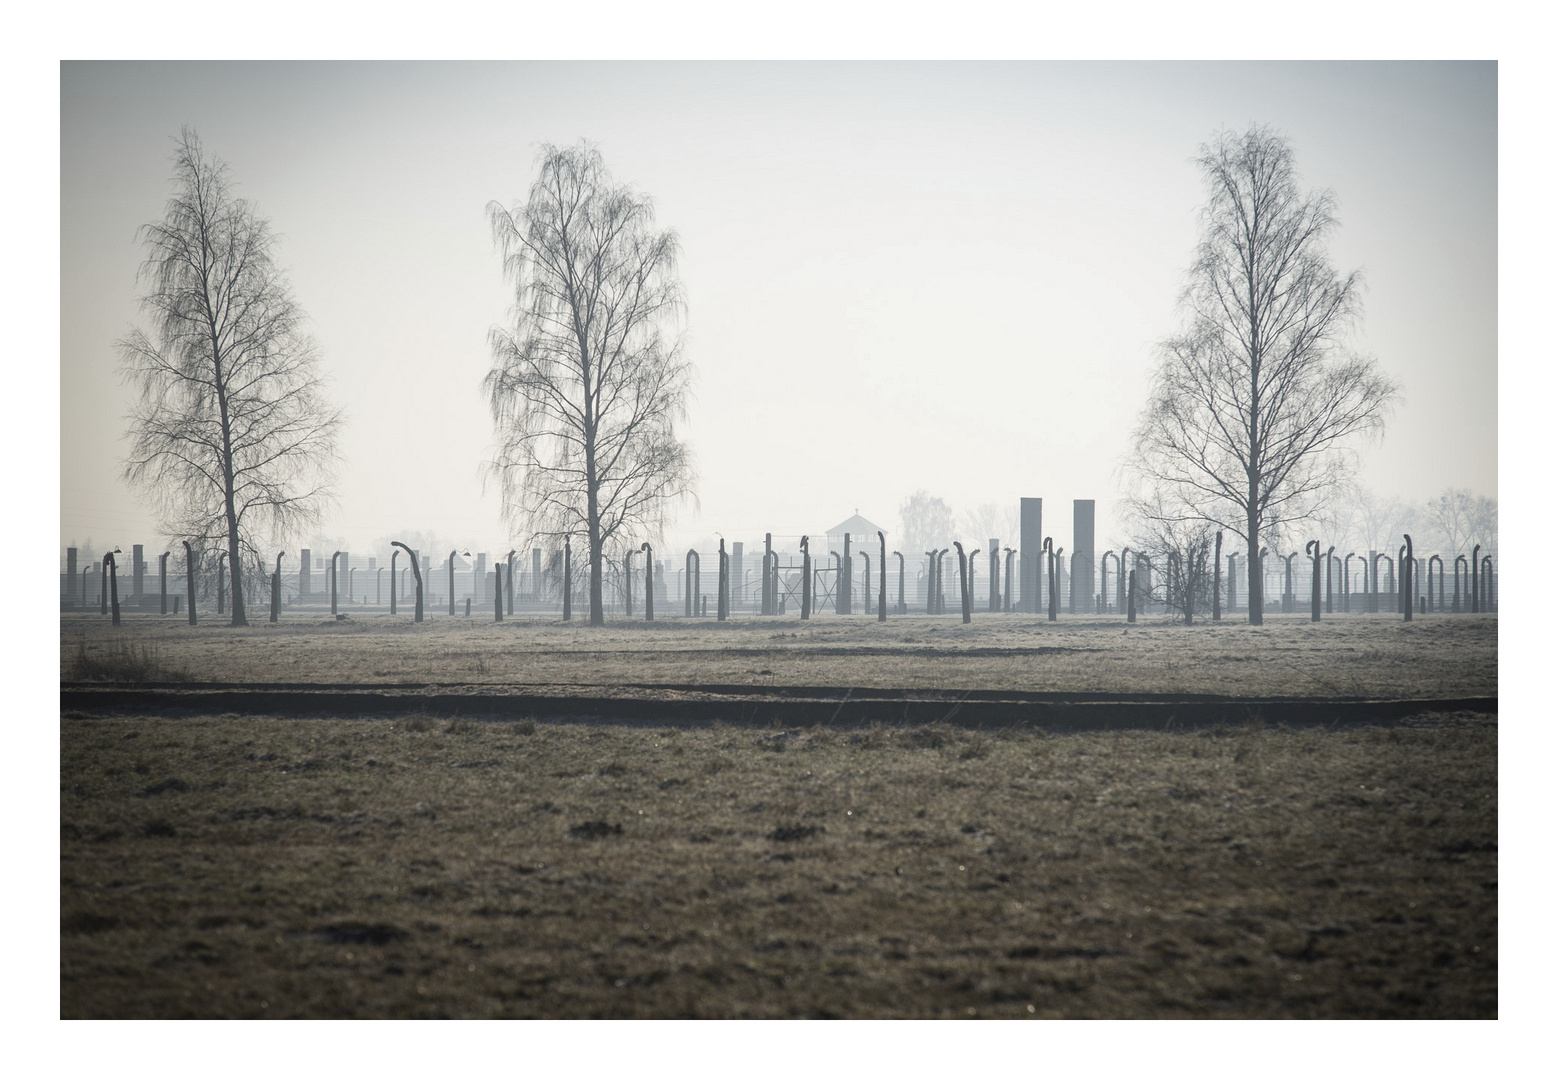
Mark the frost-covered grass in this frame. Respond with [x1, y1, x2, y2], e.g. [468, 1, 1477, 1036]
[60, 611, 1497, 700]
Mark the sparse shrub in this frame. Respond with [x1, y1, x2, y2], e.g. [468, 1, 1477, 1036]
[68, 639, 188, 683]
[405, 715, 431, 733]
[444, 719, 476, 735]
[510, 718, 537, 736]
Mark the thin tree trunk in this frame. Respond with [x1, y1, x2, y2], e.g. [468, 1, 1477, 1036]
[1246, 516, 1263, 626]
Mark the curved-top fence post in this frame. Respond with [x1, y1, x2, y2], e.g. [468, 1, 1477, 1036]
[494, 561, 504, 622]
[1127, 556, 1137, 624]
[1428, 554, 1443, 612]
[506, 550, 516, 616]
[182, 541, 197, 625]
[1003, 547, 1015, 613]
[390, 549, 399, 615]
[1402, 535, 1414, 621]
[1322, 546, 1333, 614]
[718, 539, 729, 621]
[1100, 550, 1114, 615]
[988, 544, 1000, 613]
[841, 533, 852, 616]
[1212, 532, 1223, 622]
[105, 550, 121, 626]
[878, 531, 887, 622]
[762, 533, 774, 615]
[893, 550, 905, 615]
[967, 549, 980, 620]
[1306, 540, 1321, 622]
[1042, 537, 1054, 621]
[641, 542, 655, 622]
[799, 536, 811, 620]
[953, 541, 971, 624]
[272, 552, 284, 623]
[1481, 554, 1494, 612]
[391, 542, 424, 622]
[1471, 544, 1481, 612]
[858, 549, 871, 614]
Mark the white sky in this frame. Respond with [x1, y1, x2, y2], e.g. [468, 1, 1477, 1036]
[61, 60, 1495, 560]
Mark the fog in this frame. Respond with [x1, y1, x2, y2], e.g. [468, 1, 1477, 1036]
[59, 61, 1496, 564]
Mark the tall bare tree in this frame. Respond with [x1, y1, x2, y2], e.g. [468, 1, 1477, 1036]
[898, 491, 955, 559]
[1424, 488, 1497, 557]
[1130, 126, 1398, 624]
[486, 142, 695, 626]
[120, 128, 341, 626]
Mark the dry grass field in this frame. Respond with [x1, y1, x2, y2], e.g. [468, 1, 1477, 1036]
[59, 612, 1497, 1018]
[61, 611, 1497, 699]
[61, 710, 1495, 1019]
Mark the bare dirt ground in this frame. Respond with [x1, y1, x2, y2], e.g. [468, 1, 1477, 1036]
[60, 711, 1495, 1019]
[59, 611, 1497, 1018]
[61, 611, 1498, 699]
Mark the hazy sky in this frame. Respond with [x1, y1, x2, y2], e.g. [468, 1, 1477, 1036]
[60, 61, 1496, 559]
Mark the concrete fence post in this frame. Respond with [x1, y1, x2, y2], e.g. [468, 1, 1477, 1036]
[1401, 535, 1414, 621]
[642, 543, 655, 622]
[563, 539, 572, 622]
[1306, 541, 1321, 621]
[953, 541, 971, 624]
[182, 542, 196, 626]
[106, 551, 121, 625]
[800, 537, 811, 620]
[271, 552, 284, 623]
[1212, 532, 1222, 622]
[718, 540, 729, 621]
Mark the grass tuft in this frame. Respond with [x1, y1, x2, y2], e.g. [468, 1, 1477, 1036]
[68, 638, 188, 683]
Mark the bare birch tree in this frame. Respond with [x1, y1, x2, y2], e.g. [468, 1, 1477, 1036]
[119, 128, 341, 626]
[1424, 489, 1497, 557]
[486, 142, 695, 626]
[898, 491, 956, 559]
[1130, 126, 1398, 624]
